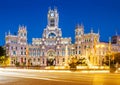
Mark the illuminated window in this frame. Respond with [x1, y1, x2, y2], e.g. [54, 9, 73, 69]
[48, 33, 56, 38]
[24, 33, 26, 36]
[38, 58, 40, 62]
[11, 46, 13, 50]
[57, 52, 59, 56]
[50, 19, 55, 26]
[21, 33, 23, 36]
[76, 51, 77, 54]
[63, 58, 65, 62]
[42, 52, 44, 56]
[13, 51, 16, 55]
[34, 58, 36, 62]
[21, 51, 23, 55]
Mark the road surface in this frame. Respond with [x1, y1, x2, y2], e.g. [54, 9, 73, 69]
[0, 68, 120, 85]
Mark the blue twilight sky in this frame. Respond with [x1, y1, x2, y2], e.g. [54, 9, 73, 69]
[0, 0, 120, 45]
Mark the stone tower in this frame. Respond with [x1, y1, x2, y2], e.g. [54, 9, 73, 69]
[18, 25, 27, 45]
[47, 8, 59, 28]
[75, 24, 84, 55]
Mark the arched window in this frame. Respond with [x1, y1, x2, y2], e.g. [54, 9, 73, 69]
[24, 33, 26, 36]
[63, 58, 65, 62]
[50, 19, 55, 26]
[48, 33, 56, 38]
[38, 58, 40, 62]
[34, 58, 36, 62]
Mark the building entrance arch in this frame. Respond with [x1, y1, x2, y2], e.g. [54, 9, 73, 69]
[47, 49, 56, 66]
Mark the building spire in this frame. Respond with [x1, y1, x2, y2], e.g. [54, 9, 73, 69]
[109, 37, 111, 42]
[91, 28, 93, 33]
[76, 23, 84, 29]
[98, 28, 100, 35]
[8, 30, 11, 35]
[115, 29, 118, 36]
[76, 23, 80, 28]
[109, 37, 111, 52]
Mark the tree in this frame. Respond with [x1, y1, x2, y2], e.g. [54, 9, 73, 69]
[114, 52, 120, 64]
[104, 54, 112, 66]
[0, 46, 5, 56]
[0, 46, 9, 66]
[77, 58, 87, 66]
[105, 52, 120, 65]
[104, 52, 120, 73]
[69, 57, 78, 70]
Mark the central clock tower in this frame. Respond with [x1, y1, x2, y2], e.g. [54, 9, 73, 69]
[42, 8, 62, 38]
[47, 8, 59, 28]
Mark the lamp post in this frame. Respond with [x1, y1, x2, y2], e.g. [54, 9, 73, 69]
[108, 37, 111, 69]
[96, 44, 105, 66]
[109, 53, 110, 68]
[65, 45, 68, 67]
[93, 37, 97, 66]
[26, 45, 29, 67]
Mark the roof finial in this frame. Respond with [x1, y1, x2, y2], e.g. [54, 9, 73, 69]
[19, 24, 21, 30]
[76, 23, 80, 29]
[115, 29, 118, 36]
[8, 30, 11, 35]
[108, 37, 111, 51]
[91, 28, 93, 33]
[48, 7, 51, 12]
[98, 28, 100, 35]
[25, 26, 27, 30]
[109, 37, 111, 44]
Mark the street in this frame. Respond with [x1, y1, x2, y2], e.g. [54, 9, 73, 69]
[0, 68, 120, 85]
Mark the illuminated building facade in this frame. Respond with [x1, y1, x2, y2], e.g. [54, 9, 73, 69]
[5, 8, 120, 66]
[5, 8, 72, 66]
[75, 24, 100, 66]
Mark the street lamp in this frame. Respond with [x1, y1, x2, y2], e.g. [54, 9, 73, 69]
[65, 45, 68, 67]
[108, 37, 111, 69]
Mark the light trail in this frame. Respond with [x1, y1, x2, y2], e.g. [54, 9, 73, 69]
[0, 68, 120, 85]
[0, 68, 71, 73]
[0, 68, 110, 73]
[0, 71, 80, 84]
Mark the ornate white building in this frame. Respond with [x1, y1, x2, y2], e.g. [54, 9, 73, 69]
[6, 8, 73, 66]
[74, 24, 100, 66]
[5, 8, 120, 66]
